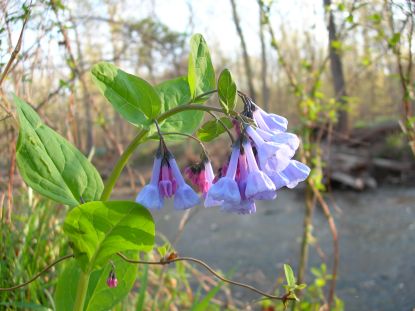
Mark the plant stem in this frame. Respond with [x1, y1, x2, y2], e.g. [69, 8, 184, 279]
[101, 129, 149, 201]
[100, 91, 229, 201]
[73, 270, 91, 311]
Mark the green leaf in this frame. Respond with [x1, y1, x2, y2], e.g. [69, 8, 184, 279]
[388, 33, 401, 48]
[136, 264, 148, 311]
[196, 118, 233, 142]
[188, 34, 216, 100]
[64, 201, 155, 270]
[55, 253, 137, 311]
[315, 278, 326, 287]
[284, 264, 296, 287]
[191, 282, 223, 311]
[155, 77, 204, 140]
[91, 62, 161, 127]
[218, 69, 237, 113]
[13, 95, 103, 207]
[369, 13, 381, 24]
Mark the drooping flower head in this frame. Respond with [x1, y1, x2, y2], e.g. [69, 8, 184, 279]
[184, 153, 214, 196]
[205, 142, 241, 207]
[106, 269, 118, 288]
[204, 94, 311, 214]
[136, 141, 200, 211]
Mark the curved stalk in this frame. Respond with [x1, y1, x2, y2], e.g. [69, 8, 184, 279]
[100, 91, 229, 201]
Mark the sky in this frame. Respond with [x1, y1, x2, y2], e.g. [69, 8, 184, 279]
[124, 0, 328, 57]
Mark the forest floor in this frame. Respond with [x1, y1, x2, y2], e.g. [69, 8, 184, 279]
[114, 185, 415, 311]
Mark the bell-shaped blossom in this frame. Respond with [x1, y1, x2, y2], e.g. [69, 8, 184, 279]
[184, 160, 215, 196]
[136, 156, 164, 209]
[256, 128, 300, 152]
[252, 104, 288, 133]
[267, 160, 310, 189]
[246, 126, 293, 172]
[281, 160, 311, 188]
[106, 271, 118, 288]
[205, 145, 241, 207]
[243, 141, 276, 200]
[220, 152, 258, 214]
[169, 158, 200, 210]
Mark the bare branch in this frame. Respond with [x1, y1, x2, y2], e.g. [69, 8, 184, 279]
[117, 252, 295, 302]
[0, 254, 74, 291]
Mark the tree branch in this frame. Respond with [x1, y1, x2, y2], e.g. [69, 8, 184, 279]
[116, 252, 295, 302]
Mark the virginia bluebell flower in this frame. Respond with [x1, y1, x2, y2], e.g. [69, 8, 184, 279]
[169, 158, 200, 210]
[243, 141, 276, 200]
[246, 125, 293, 172]
[136, 145, 200, 210]
[184, 156, 215, 196]
[136, 155, 164, 209]
[205, 144, 241, 207]
[252, 103, 288, 132]
[269, 160, 311, 189]
[220, 151, 256, 214]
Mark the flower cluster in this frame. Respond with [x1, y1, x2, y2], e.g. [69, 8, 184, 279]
[136, 98, 310, 214]
[136, 143, 200, 210]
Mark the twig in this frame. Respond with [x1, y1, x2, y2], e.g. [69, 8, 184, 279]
[309, 180, 339, 309]
[160, 131, 208, 154]
[205, 110, 235, 143]
[0, 254, 74, 291]
[0, 7, 31, 87]
[117, 252, 294, 301]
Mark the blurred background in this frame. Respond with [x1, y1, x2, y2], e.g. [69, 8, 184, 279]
[0, 0, 414, 310]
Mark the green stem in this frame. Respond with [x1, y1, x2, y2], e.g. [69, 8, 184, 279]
[101, 129, 149, 201]
[73, 270, 91, 311]
[100, 91, 230, 201]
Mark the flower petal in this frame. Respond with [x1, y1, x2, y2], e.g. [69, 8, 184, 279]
[174, 184, 200, 210]
[136, 184, 164, 209]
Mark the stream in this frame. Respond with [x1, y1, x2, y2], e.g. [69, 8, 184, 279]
[120, 186, 415, 310]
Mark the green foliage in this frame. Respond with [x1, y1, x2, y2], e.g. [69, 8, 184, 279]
[282, 264, 306, 306]
[196, 118, 233, 142]
[0, 194, 68, 308]
[13, 95, 103, 207]
[91, 62, 161, 127]
[190, 282, 224, 311]
[63, 201, 155, 270]
[155, 77, 204, 140]
[188, 34, 216, 100]
[283, 264, 296, 287]
[387, 32, 401, 48]
[55, 254, 137, 311]
[218, 69, 237, 113]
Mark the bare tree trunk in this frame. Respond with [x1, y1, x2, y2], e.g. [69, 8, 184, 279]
[259, 2, 269, 110]
[229, 0, 256, 100]
[324, 0, 349, 135]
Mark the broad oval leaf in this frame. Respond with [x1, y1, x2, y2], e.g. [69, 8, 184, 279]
[188, 34, 216, 100]
[14, 95, 103, 207]
[155, 76, 204, 140]
[196, 118, 233, 142]
[55, 253, 137, 311]
[64, 201, 155, 269]
[91, 62, 161, 127]
[218, 69, 237, 113]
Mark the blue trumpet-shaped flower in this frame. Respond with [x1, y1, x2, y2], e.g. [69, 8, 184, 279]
[246, 126, 293, 172]
[136, 146, 200, 210]
[243, 141, 276, 200]
[136, 156, 164, 210]
[169, 158, 200, 210]
[205, 144, 241, 207]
